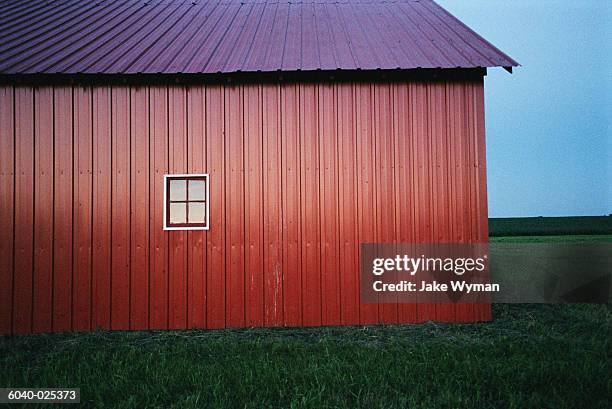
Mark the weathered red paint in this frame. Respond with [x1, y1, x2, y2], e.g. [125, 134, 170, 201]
[131, 86, 150, 329]
[0, 87, 14, 335]
[0, 80, 489, 334]
[33, 87, 53, 333]
[92, 86, 112, 330]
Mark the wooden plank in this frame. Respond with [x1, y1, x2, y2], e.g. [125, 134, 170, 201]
[319, 83, 340, 325]
[205, 85, 226, 328]
[299, 83, 321, 327]
[13, 87, 34, 334]
[149, 86, 169, 329]
[92, 86, 111, 330]
[281, 84, 302, 326]
[225, 85, 245, 327]
[32, 87, 54, 333]
[111, 87, 130, 330]
[53, 87, 73, 332]
[337, 83, 359, 325]
[0, 87, 14, 335]
[262, 84, 283, 327]
[187, 86, 206, 329]
[244, 84, 264, 327]
[168, 87, 188, 329]
[130, 86, 150, 330]
[356, 83, 378, 324]
[73, 87, 93, 331]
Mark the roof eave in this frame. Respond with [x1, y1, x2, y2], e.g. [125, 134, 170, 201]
[0, 67, 490, 86]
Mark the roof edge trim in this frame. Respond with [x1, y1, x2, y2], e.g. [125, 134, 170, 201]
[0, 68, 488, 86]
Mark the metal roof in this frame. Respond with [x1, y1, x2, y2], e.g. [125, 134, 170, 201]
[0, 0, 518, 75]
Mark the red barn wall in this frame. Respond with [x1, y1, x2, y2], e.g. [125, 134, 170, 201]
[0, 79, 490, 334]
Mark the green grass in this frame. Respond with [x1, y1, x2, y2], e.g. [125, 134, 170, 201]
[490, 234, 612, 242]
[1, 234, 610, 408]
[489, 216, 612, 236]
[0, 305, 610, 408]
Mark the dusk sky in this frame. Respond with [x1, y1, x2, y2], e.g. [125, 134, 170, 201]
[438, 0, 611, 217]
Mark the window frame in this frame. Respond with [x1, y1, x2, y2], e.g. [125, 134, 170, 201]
[163, 173, 210, 231]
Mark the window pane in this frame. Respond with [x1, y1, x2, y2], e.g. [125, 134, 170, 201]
[189, 179, 206, 200]
[169, 203, 187, 224]
[169, 179, 186, 201]
[188, 202, 206, 224]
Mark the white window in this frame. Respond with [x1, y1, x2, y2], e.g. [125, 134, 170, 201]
[163, 174, 209, 230]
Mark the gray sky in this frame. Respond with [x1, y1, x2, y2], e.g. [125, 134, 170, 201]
[437, 0, 611, 217]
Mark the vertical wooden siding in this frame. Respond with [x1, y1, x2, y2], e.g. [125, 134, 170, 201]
[0, 80, 489, 334]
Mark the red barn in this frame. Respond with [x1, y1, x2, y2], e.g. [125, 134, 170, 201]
[0, 0, 517, 334]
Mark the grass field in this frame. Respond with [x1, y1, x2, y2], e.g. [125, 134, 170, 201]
[489, 215, 612, 236]
[1, 235, 610, 408]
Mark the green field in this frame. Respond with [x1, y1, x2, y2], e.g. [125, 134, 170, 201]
[1, 235, 610, 408]
[489, 215, 612, 236]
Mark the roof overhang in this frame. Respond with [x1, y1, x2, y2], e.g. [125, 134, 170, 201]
[0, 68, 489, 86]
